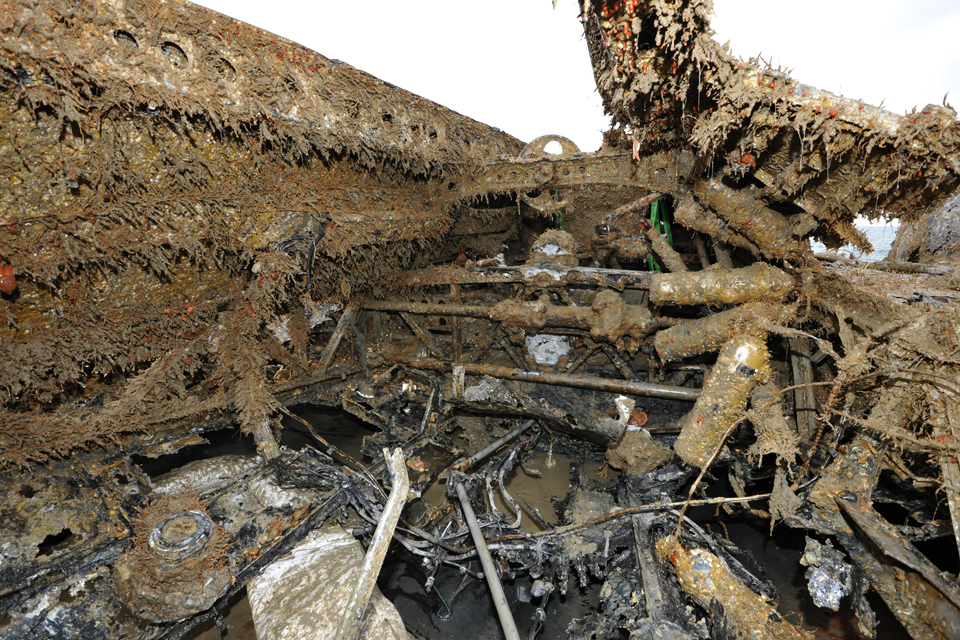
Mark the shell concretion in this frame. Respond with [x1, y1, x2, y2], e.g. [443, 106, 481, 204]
[0, 266, 16, 294]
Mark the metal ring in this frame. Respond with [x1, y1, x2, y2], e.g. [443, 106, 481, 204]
[147, 510, 213, 560]
[519, 135, 581, 159]
[518, 135, 580, 214]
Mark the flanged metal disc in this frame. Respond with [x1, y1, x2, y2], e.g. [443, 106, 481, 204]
[147, 510, 213, 560]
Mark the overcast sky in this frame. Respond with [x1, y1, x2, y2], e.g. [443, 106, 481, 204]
[192, 0, 960, 153]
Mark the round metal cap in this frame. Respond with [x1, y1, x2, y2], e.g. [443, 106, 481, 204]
[148, 510, 213, 560]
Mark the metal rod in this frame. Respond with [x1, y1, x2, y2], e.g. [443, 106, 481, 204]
[398, 264, 654, 290]
[401, 311, 449, 359]
[499, 334, 530, 370]
[400, 357, 700, 402]
[365, 299, 489, 317]
[319, 300, 361, 376]
[459, 420, 535, 471]
[335, 448, 410, 640]
[564, 343, 598, 373]
[598, 342, 639, 381]
[251, 418, 281, 460]
[455, 483, 521, 640]
[601, 192, 664, 228]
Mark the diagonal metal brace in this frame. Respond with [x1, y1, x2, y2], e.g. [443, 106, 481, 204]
[335, 448, 410, 640]
[400, 311, 449, 360]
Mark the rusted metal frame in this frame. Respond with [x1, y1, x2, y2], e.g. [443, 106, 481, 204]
[468, 148, 693, 199]
[318, 301, 362, 376]
[597, 342, 640, 382]
[472, 320, 502, 363]
[450, 283, 464, 361]
[499, 329, 531, 370]
[837, 497, 960, 610]
[400, 264, 654, 289]
[335, 448, 410, 640]
[398, 357, 700, 402]
[399, 311, 449, 359]
[455, 483, 522, 640]
[565, 342, 599, 374]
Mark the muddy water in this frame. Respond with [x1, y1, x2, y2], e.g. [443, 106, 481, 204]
[181, 409, 904, 639]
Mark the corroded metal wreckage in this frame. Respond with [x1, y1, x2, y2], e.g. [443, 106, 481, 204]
[1, 0, 960, 639]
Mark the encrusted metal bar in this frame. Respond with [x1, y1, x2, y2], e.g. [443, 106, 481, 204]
[319, 301, 361, 376]
[789, 338, 818, 440]
[251, 418, 281, 460]
[400, 265, 655, 289]
[455, 483, 521, 640]
[838, 496, 960, 611]
[400, 312, 449, 360]
[398, 357, 700, 402]
[598, 343, 640, 382]
[465, 149, 693, 200]
[499, 333, 531, 370]
[366, 300, 489, 317]
[564, 342, 598, 374]
[335, 448, 410, 640]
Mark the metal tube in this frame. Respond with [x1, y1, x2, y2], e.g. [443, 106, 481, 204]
[364, 299, 489, 317]
[399, 357, 700, 402]
[455, 483, 521, 640]
[399, 264, 655, 290]
[335, 448, 410, 640]
[460, 420, 535, 471]
[319, 300, 361, 375]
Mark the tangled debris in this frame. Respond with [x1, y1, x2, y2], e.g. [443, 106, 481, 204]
[2, 1, 960, 639]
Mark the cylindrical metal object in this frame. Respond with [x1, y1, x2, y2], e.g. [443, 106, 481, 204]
[673, 335, 770, 467]
[461, 420, 535, 471]
[399, 357, 700, 402]
[319, 300, 361, 375]
[363, 299, 489, 317]
[645, 226, 688, 273]
[654, 302, 793, 361]
[694, 178, 806, 260]
[649, 263, 796, 307]
[456, 483, 521, 640]
[335, 448, 410, 640]
[658, 536, 811, 640]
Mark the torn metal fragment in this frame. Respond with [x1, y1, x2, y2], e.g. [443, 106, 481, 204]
[800, 537, 852, 611]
